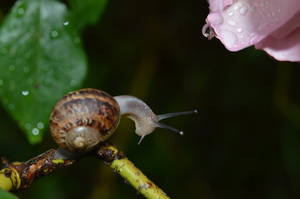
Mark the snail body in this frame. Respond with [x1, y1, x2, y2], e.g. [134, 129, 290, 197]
[50, 88, 196, 152]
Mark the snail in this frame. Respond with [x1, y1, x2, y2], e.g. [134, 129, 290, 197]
[49, 88, 197, 153]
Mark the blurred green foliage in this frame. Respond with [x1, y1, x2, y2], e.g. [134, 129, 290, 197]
[0, 188, 19, 199]
[0, 0, 107, 143]
[0, 0, 299, 199]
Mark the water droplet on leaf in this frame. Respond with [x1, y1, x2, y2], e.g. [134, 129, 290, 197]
[25, 123, 31, 130]
[21, 90, 29, 96]
[37, 122, 44, 129]
[63, 21, 69, 26]
[17, 8, 25, 17]
[32, 128, 39, 135]
[70, 79, 77, 86]
[239, 6, 248, 15]
[9, 65, 15, 71]
[50, 30, 59, 39]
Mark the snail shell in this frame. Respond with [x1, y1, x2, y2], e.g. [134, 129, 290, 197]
[49, 88, 120, 152]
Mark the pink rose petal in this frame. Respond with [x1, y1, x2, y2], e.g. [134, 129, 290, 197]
[203, 0, 300, 62]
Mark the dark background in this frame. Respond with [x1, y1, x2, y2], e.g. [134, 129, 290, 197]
[1, 0, 300, 198]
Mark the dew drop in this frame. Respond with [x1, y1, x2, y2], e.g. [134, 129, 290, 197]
[63, 21, 69, 26]
[17, 8, 25, 16]
[239, 6, 248, 15]
[227, 20, 236, 26]
[70, 79, 77, 86]
[25, 123, 31, 130]
[233, 2, 242, 10]
[9, 65, 15, 71]
[222, 30, 237, 48]
[32, 128, 39, 135]
[37, 122, 44, 129]
[22, 90, 29, 96]
[50, 30, 59, 39]
[226, 9, 234, 16]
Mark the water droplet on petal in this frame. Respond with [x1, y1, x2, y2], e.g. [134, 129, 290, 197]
[233, 2, 243, 11]
[222, 30, 237, 48]
[32, 128, 39, 135]
[37, 122, 44, 129]
[226, 9, 234, 16]
[227, 20, 236, 26]
[22, 90, 29, 96]
[50, 30, 59, 39]
[237, 28, 243, 33]
[63, 21, 69, 26]
[239, 6, 248, 15]
[9, 65, 15, 71]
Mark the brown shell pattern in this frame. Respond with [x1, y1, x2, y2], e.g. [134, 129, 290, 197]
[49, 88, 120, 150]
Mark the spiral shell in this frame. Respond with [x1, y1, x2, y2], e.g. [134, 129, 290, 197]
[49, 88, 120, 152]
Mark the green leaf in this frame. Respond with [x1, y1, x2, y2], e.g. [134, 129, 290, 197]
[0, 188, 19, 199]
[0, 0, 87, 143]
[69, 0, 108, 32]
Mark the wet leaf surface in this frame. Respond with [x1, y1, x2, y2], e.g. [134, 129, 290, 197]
[0, 0, 87, 143]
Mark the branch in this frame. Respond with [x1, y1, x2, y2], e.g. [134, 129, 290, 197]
[0, 143, 170, 199]
[97, 143, 169, 199]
